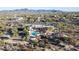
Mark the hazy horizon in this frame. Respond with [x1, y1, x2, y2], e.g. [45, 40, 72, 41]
[0, 7, 79, 12]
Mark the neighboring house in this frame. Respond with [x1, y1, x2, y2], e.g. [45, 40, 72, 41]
[11, 36, 22, 41]
[58, 18, 66, 22]
[0, 34, 10, 40]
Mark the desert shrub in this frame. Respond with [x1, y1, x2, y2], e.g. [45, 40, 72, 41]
[46, 19, 54, 22]
[0, 40, 5, 46]
[60, 35, 79, 46]
[59, 37, 72, 44]
[32, 40, 38, 46]
[0, 31, 3, 36]
[69, 39, 79, 46]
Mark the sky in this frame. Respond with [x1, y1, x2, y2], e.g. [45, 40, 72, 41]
[0, 7, 79, 12]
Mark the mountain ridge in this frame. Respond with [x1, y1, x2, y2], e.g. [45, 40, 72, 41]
[0, 8, 63, 13]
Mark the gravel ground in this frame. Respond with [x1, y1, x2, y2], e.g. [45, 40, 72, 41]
[0, 39, 79, 51]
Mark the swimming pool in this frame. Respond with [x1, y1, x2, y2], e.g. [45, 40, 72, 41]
[32, 31, 39, 36]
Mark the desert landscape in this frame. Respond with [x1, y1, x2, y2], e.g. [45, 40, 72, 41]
[0, 8, 79, 51]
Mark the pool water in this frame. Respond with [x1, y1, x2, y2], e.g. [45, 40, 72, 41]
[32, 31, 39, 36]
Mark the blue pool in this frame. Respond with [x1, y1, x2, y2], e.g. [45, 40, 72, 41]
[32, 31, 39, 36]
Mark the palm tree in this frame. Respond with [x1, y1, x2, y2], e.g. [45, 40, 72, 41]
[23, 26, 29, 41]
[12, 27, 18, 37]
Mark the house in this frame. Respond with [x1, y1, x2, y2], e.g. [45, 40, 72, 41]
[11, 36, 22, 41]
[58, 18, 66, 22]
[28, 22, 56, 39]
[0, 34, 10, 40]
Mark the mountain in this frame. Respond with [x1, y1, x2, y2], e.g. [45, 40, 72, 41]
[0, 8, 63, 13]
